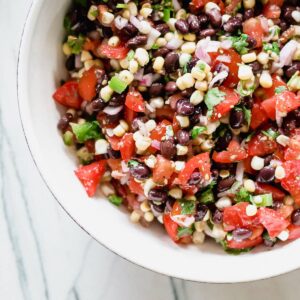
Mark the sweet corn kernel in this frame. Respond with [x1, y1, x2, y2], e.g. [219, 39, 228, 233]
[275, 165, 286, 179]
[181, 42, 196, 54]
[238, 64, 253, 80]
[129, 59, 139, 73]
[169, 187, 183, 199]
[139, 20, 152, 34]
[102, 12, 114, 25]
[156, 37, 167, 47]
[62, 43, 72, 56]
[276, 134, 290, 147]
[277, 230, 289, 241]
[176, 115, 190, 128]
[119, 120, 129, 131]
[284, 195, 294, 206]
[130, 210, 141, 223]
[140, 201, 151, 213]
[140, 7, 152, 18]
[215, 197, 232, 210]
[246, 204, 257, 217]
[144, 211, 154, 222]
[127, 2, 138, 16]
[183, 33, 196, 42]
[118, 70, 134, 85]
[259, 71, 273, 88]
[243, 179, 256, 193]
[113, 124, 126, 137]
[243, 0, 255, 9]
[135, 48, 149, 66]
[145, 155, 157, 168]
[195, 80, 208, 91]
[176, 144, 188, 156]
[195, 221, 205, 232]
[190, 90, 204, 105]
[193, 231, 205, 244]
[257, 52, 269, 65]
[87, 5, 98, 21]
[95, 139, 109, 155]
[100, 85, 114, 102]
[153, 56, 165, 72]
[108, 36, 120, 47]
[241, 52, 257, 63]
[136, 137, 152, 152]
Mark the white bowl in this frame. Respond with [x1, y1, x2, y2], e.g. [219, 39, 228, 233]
[18, 0, 300, 283]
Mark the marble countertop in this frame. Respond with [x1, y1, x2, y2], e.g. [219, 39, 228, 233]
[1, 0, 300, 299]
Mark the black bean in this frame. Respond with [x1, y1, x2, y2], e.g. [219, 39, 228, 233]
[217, 176, 235, 193]
[175, 19, 189, 34]
[151, 203, 165, 213]
[102, 26, 113, 39]
[119, 23, 138, 41]
[160, 138, 176, 159]
[187, 57, 199, 73]
[188, 172, 202, 185]
[244, 9, 254, 20]
[176, 99, 195, 116]
[278, 20, 288, 32]
[232, 228, 253, 241]
[198, 14, 209, 27]
[164, 52, 179, 73]
[241, 96, 254, 109]
[153, 47, 170, 58]
[65, 54, 75, 71]
[187, 14, 200, 33]
[291, 209, 300, 226]
[199, 28, 216, 38]
[223, 17, 242, 33]
[213, 210, 223, 224]
[285, 62, 300, 78]
[194, 204, 208, 221]
[149, 83, 164, 97]
[264, 154, 273, 166]
[282, 6, 297, 24]
[165, 81, 178, 94]
[176, 130, 190, 145]
[107, 147, 121, 159]
[155, 23, 170, 35]
[230, 109, 245, 129]
[131, 116, 149, 132]
[126, 35, 148, 49]
[263, 237, 276, 248]
[109, 94, 125, 107]
[148, 188, 168, 203]
[247, 36, 257, 49]
[57, 113, 73, 132]
[215, 131, 232, 152]
[129, 163, 151, 180]
[256, 167, 275, 183]
[91, 98, 106, 112]
[248, 61, 262, 75]
[181, 88, 194, 98]
[206, 8, 222, 28]
[105, 112, 122, 124]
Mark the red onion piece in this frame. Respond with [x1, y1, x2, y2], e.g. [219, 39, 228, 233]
[103, 105, 123, 115]
[259, 16, 269, 33]
[195, 47, 211, 64]
[75, 54, 83, 69]
[134, 68, 144, 80]
[172, 0, 181, 11]
[145, 28, 161, 50]
[279, 40, 298, 67]
[216, 55, 231, 63]
[151, 140, 161, 150]
[209, 71, 229, 88]
[166, 38, 183, 50]
[114, 16, 128, 30]
[220, 39, 233, 49]
[130, 15, 142, 31]
[235, 161, 244, 182]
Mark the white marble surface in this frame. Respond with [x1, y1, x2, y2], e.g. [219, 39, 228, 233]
[1, 0, 300, 299]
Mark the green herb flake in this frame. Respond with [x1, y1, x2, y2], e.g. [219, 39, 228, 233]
[243, 106, 252, 126]
[91, 9, 99, 17]
[67, 35, 85, 55]
[177, 226, 193, 238]
[229, 34, 249, 55]
[151, 44, 159, 50]
[163, 8, 171, 22]
[262, 128, 279, 140]
[126, 50, 135, 61]
[198, 62, 206, 71]
[182, 63, 188, 74]
[235, 187, 252, 203]
[191, 126, 207, 139]
[236, 81, 255, 97]
[200, 186, 215, 204]
[128, 160, 139, 168]
[179, 200, 196, 215]
[76, 147, 94, 165]
[204, 87, 226, 110]
[108, 194, 123, 206]
[220, 240, 253, 255]
[251, 193, 273, 207]
[275, 86, 287, 94]
[116, 3, 128, 8]
[70, 121, 101, 143]
[109, 76, 128, 94]
[63, 131, 74, 146]
[263, 42, 280, 55]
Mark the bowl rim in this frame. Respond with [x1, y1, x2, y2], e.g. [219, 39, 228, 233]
[17, 0, 300, 284]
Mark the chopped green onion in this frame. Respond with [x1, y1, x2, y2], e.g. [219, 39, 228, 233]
[63, 131, 74, 146]
[191, 126, 207, 139]
[163, 8, 171, 22]
[263, 42, 280, 55]
[220, 240, 253, 255]
[198, 62, 206, 71]
[70, 121, 101, 143]
[108, 194, 123, 206]
[109, 76, 128, 94]
[235, 187, 252, 203]
[116, 3, 128, 8]
[287, 71, 300, 92]
[90, 9, 99, 17]
[262, 128, 279, 140]
[251, 194, 273, 207]
[243, 107, 252, 126]
[177, 227, 193, 238]
[229, 34, 249, 55]
[151, 44, 159, 50]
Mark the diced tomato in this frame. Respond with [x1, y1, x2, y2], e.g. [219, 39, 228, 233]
[258, 207, 290, 238]
[223, 202, 259, 231]
[177, 152, 211, 186]
[249, 225, 264, 240]
[267, 0, 284, 6]
[261, 97, 276, 120]
[243, 156, 255, 175]
[284, 132, 300, 161]
[277, 205, 294, 219]
[83, 39, 98, 51]
[250, 103, 268, 129]
[227, 236, 263, 249]
[156, 105, 174, 122]
[288, 224, 300, 240]
[153, 155, 174, 185]
[243, 18, 264, 48]
[225, 0, 241, 14]
[163, 214, 180, 242]
[128, 178, 144, 195]
[75, 160, 106, 197]
[53, 81, 82, 109]
[247, 132, 277, 156]
[150, 120, 172, 141]
[276, 91, 300, 115]
[95, 41, 129, 59]
[119, 133, 135, 161]
[212, 140, 248, 163]
[125, 88, 145, 113]
[263, 4, 281, 19]
[211, 87, 240, 120]
[209, 49, 241, 88]
[124, 107, 137, 126]
[107, 158, 122, 171]
[106, 136, 121, 151]
[281, 160, 300, 204]
[261, 75, 287, 100]
[255, 183, 285, 201]
[78, 66, 102, 101]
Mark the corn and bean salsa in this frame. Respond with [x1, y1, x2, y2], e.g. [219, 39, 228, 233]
[53, 0, 300, 253]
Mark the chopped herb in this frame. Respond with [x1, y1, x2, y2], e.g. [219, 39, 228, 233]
[90, 9, 99, 17]
[164, 75, 170, 82]
[198, 62, 206, 71]
[179, 200, 196, 215]
[275, 86, 287, 94]
[235, 187, 252, 203]
[116, 3, 128, 8]
[229, 34, 249, 55]
[74, 0, 87, 7]
[243, 106, 252, 126]
[70, 121, 101, 143]
[151, 44, 159, 50]
[200, 187, 215, 204]
[263, 42, 280, 55]
[67, 35, 85, 55]
[220, 240, 253, 255]
[128, 160, 139, 167]
[251, 193, 273, 207]
[109, 76, 128, 94]
[163, 8, 171, 22]
[191, 126, 207, 139]
[63, 16, 72, 34]
[63, 131, 74, 146]
[126, 50, 135, 61]
[204, 87, 226, 110]
[262, 128, 279, 140]
[177, 226, 193, 238]
[108, 194, 123, 206]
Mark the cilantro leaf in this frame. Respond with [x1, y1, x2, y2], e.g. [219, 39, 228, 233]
[179, 200, 196, 215]
[67, 35, 85, 55]
[204, 87, 226, 110]
[191, 126, 207, 139]
[177, 227, 193, 238]
[229, 34, 249, 55]
[70, 121, 101, 143]
[108, 194, 123, 206]
[263, 42, 280, 55]
[235, 187, 252, 203]
[128, 160, 139, 168]
[243, 106, 252, 126]
[275, 86, 287, 94]
[220, 240, 253, 255]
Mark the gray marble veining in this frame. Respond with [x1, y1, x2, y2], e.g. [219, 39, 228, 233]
[1, 0, 300, 299]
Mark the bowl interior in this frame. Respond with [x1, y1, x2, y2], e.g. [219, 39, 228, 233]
[18, 0, 300, 283]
